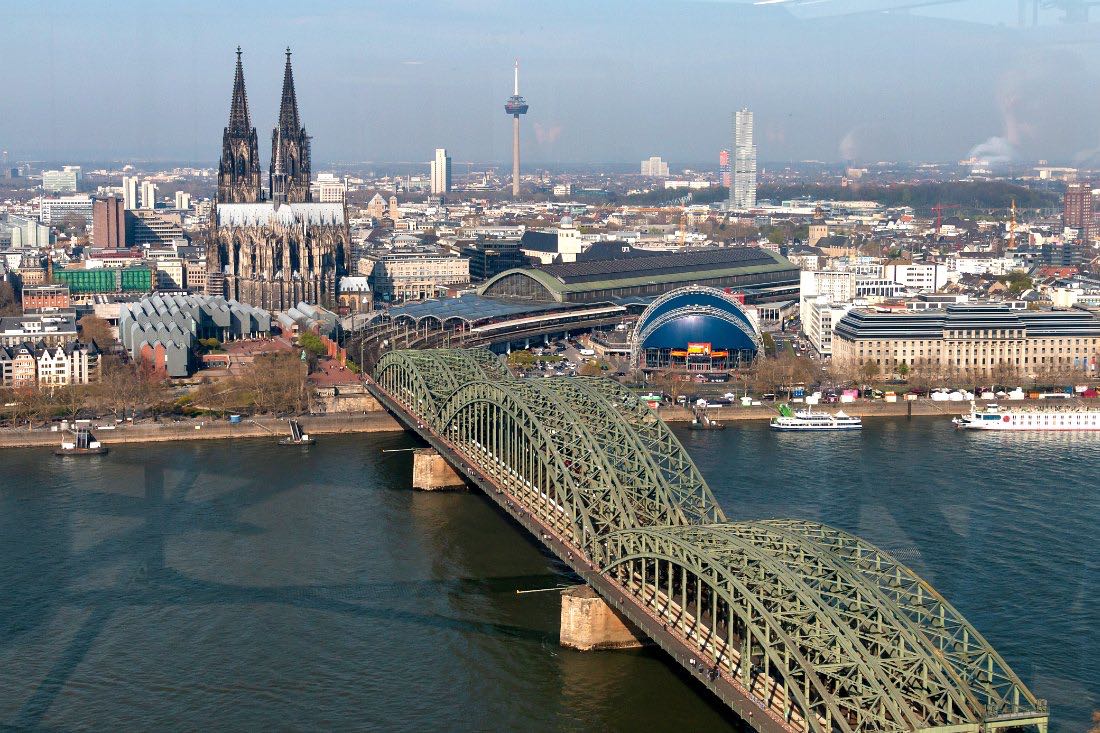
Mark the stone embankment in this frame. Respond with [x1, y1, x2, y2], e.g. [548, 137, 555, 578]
[0, 412, 402, 449]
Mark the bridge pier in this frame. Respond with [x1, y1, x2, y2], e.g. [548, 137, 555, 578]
[411, 448, 466, 490]
[559, 585, 647, 651]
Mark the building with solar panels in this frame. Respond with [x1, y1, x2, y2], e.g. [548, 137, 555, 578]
[630, 285, 762, 372]
[478, 247, 798, 305]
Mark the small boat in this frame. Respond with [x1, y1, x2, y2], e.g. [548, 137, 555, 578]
[55, 427, 108, 456]
[689, 404, 726, 430]
[278, 419, 316, 446]
[770, 403, 862, 432]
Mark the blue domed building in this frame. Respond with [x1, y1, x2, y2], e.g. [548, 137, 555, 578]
[630, 285, 761, 372]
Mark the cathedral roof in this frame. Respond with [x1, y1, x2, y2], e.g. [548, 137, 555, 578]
[216, 203, 345, 228]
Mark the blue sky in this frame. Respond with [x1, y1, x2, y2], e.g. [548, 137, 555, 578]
[2, 0, 1099, 168]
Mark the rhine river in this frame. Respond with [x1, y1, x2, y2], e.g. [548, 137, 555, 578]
[0, 417, 1095, 731]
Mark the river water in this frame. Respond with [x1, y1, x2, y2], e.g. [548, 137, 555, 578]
[0, 417, 1095, 731]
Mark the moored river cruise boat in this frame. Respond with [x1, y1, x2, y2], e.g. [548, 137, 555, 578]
[953, 402, 1100, 431]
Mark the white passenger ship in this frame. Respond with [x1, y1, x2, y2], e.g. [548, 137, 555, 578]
[770, 404, 863, 432]
[953, 402, 1100, 431]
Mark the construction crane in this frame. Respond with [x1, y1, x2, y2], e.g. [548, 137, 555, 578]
[930, 203, 961, 237]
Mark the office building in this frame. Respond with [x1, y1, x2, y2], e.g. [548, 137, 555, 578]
[731, 108, 757, 209]
[460, 236, 526, 281]
[39, 196, 93, 227]
[92, 196, 128, 249]
[719, 149, 731, 188]
[367, 250, 470, 303]
[175, 191, 192, 210]
[833, 303, 1100, 378]
[430, 148, 452, 195]
[640, 156, 669, 177]
[312, 173, 346, 203]
[41, 166, 81, 193]
[1063, 182, 1094, 241]
[141, 180, 157, 209]
[127, 209, 184, 247]
[122, 175, 139, 210]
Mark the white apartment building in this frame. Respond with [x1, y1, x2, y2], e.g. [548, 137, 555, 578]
[141, 181, 157, 209]
[799, 270, 856, 324]
[122, 176, 139, 210]
[640, 156, 669, 177]
[804, 296, 855, 356]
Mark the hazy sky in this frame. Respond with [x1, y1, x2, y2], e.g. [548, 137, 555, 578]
[3, 0, 1100, 169]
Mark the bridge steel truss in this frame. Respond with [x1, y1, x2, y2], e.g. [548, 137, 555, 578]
[370, 348, 1048, 733]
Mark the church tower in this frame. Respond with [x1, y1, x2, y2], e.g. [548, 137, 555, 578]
[270, 48, 312, 203]
[217, 48, 263, 203]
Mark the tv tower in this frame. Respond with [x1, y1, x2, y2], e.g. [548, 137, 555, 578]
[504, 59, 529, 198]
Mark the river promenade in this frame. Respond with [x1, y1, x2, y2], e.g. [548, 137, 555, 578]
[0, 412, 402, 448]
[3, 397, 1089, 448]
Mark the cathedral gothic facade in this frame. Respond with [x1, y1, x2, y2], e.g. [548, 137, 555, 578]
[207, 49, 349, 311]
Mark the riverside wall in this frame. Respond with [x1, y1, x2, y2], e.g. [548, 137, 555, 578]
[0, 412, 403, 449]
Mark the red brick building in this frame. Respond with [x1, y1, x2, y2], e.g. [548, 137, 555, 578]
[21, 284, 71, 312]
[1063, 182, 1094, 242]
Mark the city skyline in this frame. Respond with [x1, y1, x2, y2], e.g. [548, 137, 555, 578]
[3, 1, 1099, 168]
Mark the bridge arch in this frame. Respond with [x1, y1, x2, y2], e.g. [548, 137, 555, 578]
[369, 349, 1048, 732]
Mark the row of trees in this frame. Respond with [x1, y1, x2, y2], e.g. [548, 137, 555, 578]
[643, 349, 1100, 402]
[0, 356, 171, 425]
[0, 352, 311, 427]
[190, 353, 309, 416]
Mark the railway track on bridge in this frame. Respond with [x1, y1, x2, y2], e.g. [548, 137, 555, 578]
[366, 348, 1049, 733]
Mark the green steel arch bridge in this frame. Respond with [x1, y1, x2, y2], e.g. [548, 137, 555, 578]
[367, 348, 1049, 733]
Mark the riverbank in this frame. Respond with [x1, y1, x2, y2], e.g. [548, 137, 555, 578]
[660, 399, 971, 422]
[0, 412, 403, 448]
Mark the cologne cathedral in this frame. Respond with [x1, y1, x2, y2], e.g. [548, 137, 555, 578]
[206, 48, 349, 311]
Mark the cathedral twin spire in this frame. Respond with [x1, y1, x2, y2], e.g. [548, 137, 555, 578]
[217, 47, 311, 205]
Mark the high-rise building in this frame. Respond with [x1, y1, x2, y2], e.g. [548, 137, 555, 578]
[270, 48, 311, 204]
[719, 149, 731, 188]
[731, 108, 757, 210]
[430, 148, 452, 195]
[503, 60, 529, 198]
[217, 48, 264, 204]
[640, 156, 669, 177]
[92, 196, 127, 249]
[122, 176, 139, 210]
[41, 166, 81, 193]
[1063, 182, 1094, 242]
[174, 191, 192, 210]
[140, 181, 157, 209]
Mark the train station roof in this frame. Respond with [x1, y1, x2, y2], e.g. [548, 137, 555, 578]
[384, 295, 564, 325]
